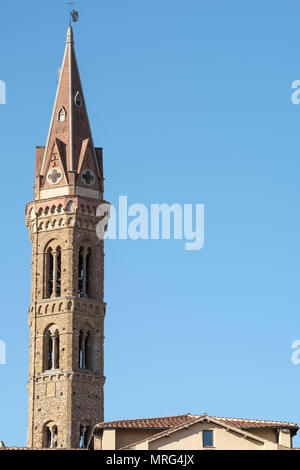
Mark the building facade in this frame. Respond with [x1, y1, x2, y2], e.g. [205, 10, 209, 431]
[90, 413, 299, 451]
[25, 26, 108, 449]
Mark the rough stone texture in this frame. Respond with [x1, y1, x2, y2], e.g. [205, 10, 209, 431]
[26, 198, 107, 449]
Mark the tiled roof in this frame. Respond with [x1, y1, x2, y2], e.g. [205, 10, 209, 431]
[95, 413, 299, 432]
[212, 416, 298, 431]
[95, 413, 195, 430]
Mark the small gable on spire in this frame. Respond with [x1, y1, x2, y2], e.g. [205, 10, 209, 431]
[42, 138, 68, 189]
[77, 139, 100, 190]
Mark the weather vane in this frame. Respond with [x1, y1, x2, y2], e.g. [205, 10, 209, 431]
[67, 1, 79, 26]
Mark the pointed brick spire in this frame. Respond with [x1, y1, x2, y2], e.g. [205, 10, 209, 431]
[35, 26, 103, 200]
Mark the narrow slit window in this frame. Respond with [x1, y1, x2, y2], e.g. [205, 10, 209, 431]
[78, 247, 84, 297]
[86, 248, 91, 297]
[52, 426, 58, 448]
[47, 248, 54, 298]
[79, 427, 85, 448]
[56, 248, 61, 297]
[85, 332, 90, 369]
[54, 332, 60, 369]
[75, 91, 82, 107]
[47, 331, 53, 370]
[45, 427, 52, 448]
[79, 330, 84, 368]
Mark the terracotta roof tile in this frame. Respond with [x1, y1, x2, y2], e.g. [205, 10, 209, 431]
[212, 416, 299, 430]
[95, 413, 195, 430]
[95, 413, 299, 432]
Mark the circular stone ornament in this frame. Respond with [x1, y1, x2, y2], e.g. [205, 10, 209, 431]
[47, 168, 63, 185]
[81, 168, 96, 186]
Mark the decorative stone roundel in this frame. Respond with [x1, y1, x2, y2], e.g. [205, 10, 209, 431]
[47, 168, 63, 185]
[81, 168, 95, 186]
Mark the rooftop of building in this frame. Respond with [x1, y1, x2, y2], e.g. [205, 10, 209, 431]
[94, 412, 299, 433]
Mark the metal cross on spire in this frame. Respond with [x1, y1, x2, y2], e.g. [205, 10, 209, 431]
[67, 1, 79, 26]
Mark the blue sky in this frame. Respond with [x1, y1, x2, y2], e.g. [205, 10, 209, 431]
[0, 0, 300, 447]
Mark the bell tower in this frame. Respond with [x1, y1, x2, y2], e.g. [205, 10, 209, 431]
[25, 26, 108, 449]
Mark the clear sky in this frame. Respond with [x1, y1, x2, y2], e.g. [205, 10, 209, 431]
[0, 0, 300, 447]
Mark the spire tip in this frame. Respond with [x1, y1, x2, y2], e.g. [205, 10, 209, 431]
[66, 25, 74, 44]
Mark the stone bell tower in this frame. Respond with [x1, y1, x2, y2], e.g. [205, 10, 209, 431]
[25, 26, 108, 449]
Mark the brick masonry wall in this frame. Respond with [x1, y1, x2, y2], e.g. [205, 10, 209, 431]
[26, 195, 106, 448]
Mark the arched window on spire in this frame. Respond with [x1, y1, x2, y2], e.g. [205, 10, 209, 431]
[75, 91, 82, 107]
[57, 106, 66, 122]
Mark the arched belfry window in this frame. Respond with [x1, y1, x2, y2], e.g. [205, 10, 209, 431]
[80, 425, 91, 448]
[45, 245, 62, 299]
[58, 106, 66, 122]
[78, 245, 92, 298]
[75, 91, 82, 107]
[79, 329, 91, 370]
[43, 422, 58, 448]
[43, 325, 60, 371]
